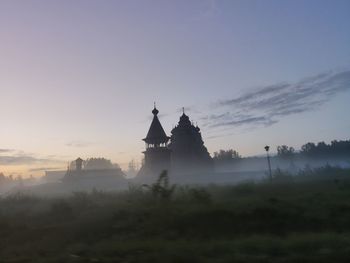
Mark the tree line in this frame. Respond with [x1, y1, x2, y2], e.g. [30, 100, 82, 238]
[278, 140, 350, 159]
[214, 139, 350, 162]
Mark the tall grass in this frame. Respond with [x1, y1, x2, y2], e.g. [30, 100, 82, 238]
[0, 166, 349, 262]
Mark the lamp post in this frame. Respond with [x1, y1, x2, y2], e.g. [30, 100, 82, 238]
[265, 146, 272, 182]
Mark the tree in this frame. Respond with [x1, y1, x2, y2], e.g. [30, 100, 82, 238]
[277, 145, 295, 159]
[0, 173, 6, 184]
[316, 141, 329, 156]
[213, 149, 241, 162]
[84, 158, 115, 170]
[300, 140, 350, 157]
[301, 142, 316, 156]
[331, 140, 350, 156]
[126, 159, 138, 177]
[142, 170, 176, 201]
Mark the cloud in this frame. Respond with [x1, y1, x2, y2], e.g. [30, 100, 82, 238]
[66, 140, 93, 148]
[0, 155, 49, 165]
[29, 167, 62, 172]
[210, 116, 278, 128]
[204, 69, 350, 131]
[0, 150, 68, 175]
[0, 151, 67, 166]
[0, 149, 14, 153]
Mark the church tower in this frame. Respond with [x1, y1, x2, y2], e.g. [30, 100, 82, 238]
[169, 109, 213, 174]
[138, 105, 171, 177]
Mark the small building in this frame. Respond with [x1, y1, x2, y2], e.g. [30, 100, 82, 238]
[62, 158, 127, 190]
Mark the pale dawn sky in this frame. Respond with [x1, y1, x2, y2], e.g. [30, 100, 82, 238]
[0, 0, 349, 176]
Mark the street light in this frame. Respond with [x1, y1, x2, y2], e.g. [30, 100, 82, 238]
[265, 146, 272, 181]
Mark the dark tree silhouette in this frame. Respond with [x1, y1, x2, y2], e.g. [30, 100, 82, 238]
[84, 158, 118, 170]
[213, 149, 241, 162]
[70, 157, 121, 170]
[277, 145, 295, 159]
[301, 140, 350, 157]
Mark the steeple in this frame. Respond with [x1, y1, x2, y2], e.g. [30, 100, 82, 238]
[143, 105, 169, 146]
[179, 108, 191, 126]
[138, 104, 172, 179]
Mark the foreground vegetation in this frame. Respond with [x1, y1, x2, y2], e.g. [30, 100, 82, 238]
[0, 167, 350, 262]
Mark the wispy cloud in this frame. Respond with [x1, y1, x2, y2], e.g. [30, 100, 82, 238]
[0, 155, 51, 165]
[0, 149, 14, 153]
[66, 140, 94, 148]
[29, 167, 62, 172]
[202, 69, 350, 132]
[0, 150, 67, 166]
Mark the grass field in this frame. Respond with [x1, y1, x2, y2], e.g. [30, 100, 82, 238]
[1, 166, 350, 262]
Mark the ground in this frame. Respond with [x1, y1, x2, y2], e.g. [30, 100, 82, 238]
[0, 166, 350, 262]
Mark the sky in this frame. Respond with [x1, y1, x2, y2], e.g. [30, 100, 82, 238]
[0, 0, 349, 177]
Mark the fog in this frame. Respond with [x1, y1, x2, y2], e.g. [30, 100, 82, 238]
[1, 154, 348, 198]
